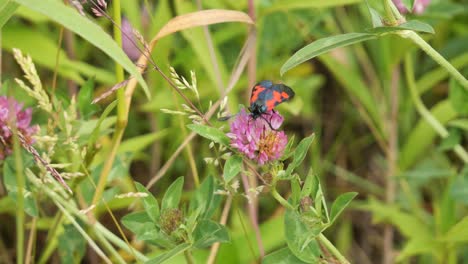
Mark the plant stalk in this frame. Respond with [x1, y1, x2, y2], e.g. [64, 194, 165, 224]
[9, 101, 25, 264]
[403, 31, 468, 90]
[271, 187, 294, 210]
[91, 0, 127, 207]
[184, 250, 195, 264]
[404, 54, 468, 163]
[318, 234, 350, 264]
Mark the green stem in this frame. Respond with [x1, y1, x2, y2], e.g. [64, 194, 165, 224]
[404, 54, 468, 163]
[271, 187, 294, 210]
[402, 31, 468, 90]
[92, 0, 127, 207]
[8, 92, 25, 264]
[12, 130, 24, 264]
[184, 250, 195, 264]
[318, 234, 350, 264]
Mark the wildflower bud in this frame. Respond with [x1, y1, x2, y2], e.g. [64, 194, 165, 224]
[159, 208, 183, 235]
[121, 18, 141, 62]
[300, 196, 313, 212]
[392, 0, 431, 14]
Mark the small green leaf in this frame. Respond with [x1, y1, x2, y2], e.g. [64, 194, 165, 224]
[370, 20, 435, 34]
[398, 20, 434, 34]
[438, 129, 461, 151]
[286, 134, 315, 175]
[135, 182, 160, 223]
[161, 177, 184, 211]
[368, 6, 383, 28]
[300, 169, 318, 198]
[189, 176, 214, 219]
[284, 210, 322, 262]
[3, 155, 38, 217]
[450, 166, 468, 205]
[187, 124, 230, 146]
[57, 224, 86, 264]
[262, 247, 308, 264]
[223, 155, 242, 183]
[193, 220, 230, 248]
[77, 78, 99, 119]
[330, 192, 357, 224]
[281, 33, 377, 75]
[291, 178, 301, 207]
[87, 100, 117, 149]
[281, 134, 295, 160]
[121, 211, 158, 241]
[146, 242, 191, 264]
[449, 78, 468, 115]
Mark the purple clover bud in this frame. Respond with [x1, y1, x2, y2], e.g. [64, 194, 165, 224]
[412, 0, 431, 14]
[227, 109, 288, 165]
[0, 96, 39, 160]
[121, 18, 141, 62]
[392, 0, 431, 15]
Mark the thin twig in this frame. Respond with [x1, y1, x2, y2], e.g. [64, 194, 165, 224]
[24, 217, 37, 264]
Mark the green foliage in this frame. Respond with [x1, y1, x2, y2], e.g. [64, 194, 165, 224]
[77, 78, 99, 119]
[12, 0, 149, 96]
[2, 154, 38, 217]
[57, 224, 86, 264]
[262, 247, 308, 264]
[223, 155, 242, 183]
[187, 124, 230, 146]
[1, 0, 467, 263]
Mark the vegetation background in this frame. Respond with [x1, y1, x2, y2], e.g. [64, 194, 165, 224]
[0, 0, 467, 263]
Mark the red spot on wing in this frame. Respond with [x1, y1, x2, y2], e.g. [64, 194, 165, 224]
[266, 99, 275, 111]
[273, 91, 282, 102]
[281, 92, 290, 99]
[250, 85, 266, 103]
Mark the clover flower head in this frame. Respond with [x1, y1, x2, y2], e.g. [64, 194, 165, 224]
[227, 109, 287, 165]
[0, 96, 39, 160]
